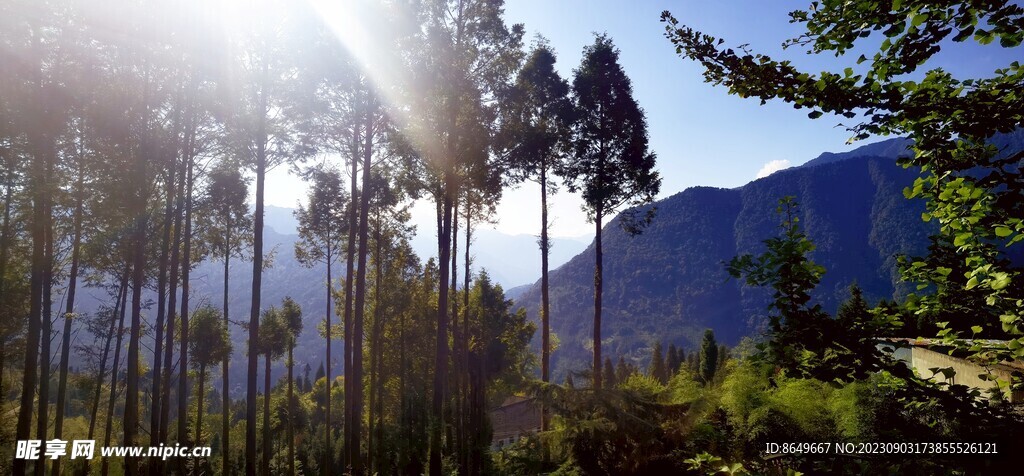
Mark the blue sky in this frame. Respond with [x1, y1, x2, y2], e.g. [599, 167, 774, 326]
[266, 0, 1019, 241]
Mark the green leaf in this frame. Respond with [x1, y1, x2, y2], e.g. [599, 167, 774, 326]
[953, 232, 971, 247]
[995, 226, 1013, 237]
[911, 13, 929, 27]
[991, 272, 1011, 290]
[971, 326, 982, 334]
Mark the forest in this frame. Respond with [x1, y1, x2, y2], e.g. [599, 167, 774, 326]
[1, 0, 1023, 475]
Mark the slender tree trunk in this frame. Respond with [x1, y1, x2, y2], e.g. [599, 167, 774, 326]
[52, 158, 85, 476]
[351, 111, 375, 476]
[462, 199, 472, 472]
[150, 164, 175, 454]
[288, 343, 295, 476]
[246, 84, 268, 476]
[196, 365, 206, 445]
[0, 152, 12, 321]
[222, 225, 232, 476]
[398, 301, 407, 474]
[450, 196, 460, 471]
[430, 181, 453, 476]
[159, 155, 186, 449]
[0, 164, 12, 398]
[323, 244, 332, 476]
[124, 69, 155, 476]
[540, 168, 551, 429]
[177, 150, 195, 445]
[368, 216, 382, 474]
[36, 161, 54, 476]
[15, 29, 48, 476]
[343, 132, 359, 472]
[593, 209, 603, 390]
[88, 270, 129, 441]
[262, 353, 271, 476]
[101, 274, 130, 476]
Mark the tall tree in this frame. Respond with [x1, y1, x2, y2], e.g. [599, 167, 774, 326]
[189, 306, 232, 448]
[200, 160, 252, 475]
[566, 34, 661, 389]
[52, 113, 91, 476]
[227, 3, 314, 471]
[496, 40, 573, 427]
[11, 8, 62, 475]
[648, 342, 667, 383]
[404, 3, 523, 472]
[257, 307, 288, 476]
[698, 330, 718, 385]
[279, 297, 303, 476]
[294, 165, 345, 471]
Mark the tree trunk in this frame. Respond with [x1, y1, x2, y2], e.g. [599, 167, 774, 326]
[177, 149, 195, 445]
[159, 157, 185, 448]
[540, 168, 551, 429]
[263, 353, 272, 476]
[323, 243, 333, 476]
[101, 273, 131, 476]
[351, 110, 375, 475]
[462, 199, 472, 472]
[246, 87, 267, 476]
[196, 365, 206, 445]
[288, 344, 295, 476]
[222, 224, 232, 476]
[52, 156, 86, 476]
[430, 180, 453, 476]
[368, 215, 383, 473]
[450, 196, 461, 472]
[150, 159, 176, 454]
[342, 136, 358, 473]
[36, 160, 54, 476]
[88, 270, 129, 442]
[15, 29, 49, 476]
[593, 209, 603, 390]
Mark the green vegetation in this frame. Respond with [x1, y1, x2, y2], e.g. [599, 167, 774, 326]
[2, 1, 1022, 475]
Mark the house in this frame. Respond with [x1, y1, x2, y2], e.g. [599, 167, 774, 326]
[490, 396, 542, 450]
[882, 338, 1024, 403]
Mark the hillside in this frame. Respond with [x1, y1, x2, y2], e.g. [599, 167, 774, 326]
[513, 140, 933, 378]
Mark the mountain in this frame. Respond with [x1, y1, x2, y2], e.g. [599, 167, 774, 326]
[800, 137, 913, 168]
[266, 204, 587, 289]
[407, 228, 588, 288]
[513, 132, 1023, 379]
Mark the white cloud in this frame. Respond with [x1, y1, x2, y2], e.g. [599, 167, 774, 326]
[755, 159, 792, 179]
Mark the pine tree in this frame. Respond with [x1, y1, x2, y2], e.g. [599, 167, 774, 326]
[699, 330, 718, 385]
[615, 356, 632, 384]
[498, 40, 574, 417]
[316, 361, 326, 384]
[566, 34, 660, 389]
[602, 357, 617, 388]
[189, 306, 232, 447]
[280, 297, 303, 476]
[666, 344, 680, 376]
[200, 160, 252, 476]
[648, 343, 668, 383]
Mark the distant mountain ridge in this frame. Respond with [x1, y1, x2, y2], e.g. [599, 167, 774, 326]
[513, 131, 1024, 378]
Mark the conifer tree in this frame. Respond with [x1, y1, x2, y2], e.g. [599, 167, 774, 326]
[497, 40, 574, 409]
[602, 357, 616, 388]
[649, 342, 668, 383]
[566, 34, 660, 389]
[698, 329, 718, 385]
